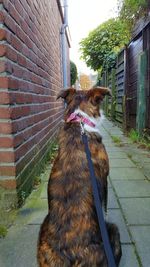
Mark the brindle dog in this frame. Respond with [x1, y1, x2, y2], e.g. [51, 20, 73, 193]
[37, 88, 122, 267]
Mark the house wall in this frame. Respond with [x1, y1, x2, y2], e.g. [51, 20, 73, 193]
[0, 0, 70, 207]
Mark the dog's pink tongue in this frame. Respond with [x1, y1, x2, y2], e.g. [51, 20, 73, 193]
[67, 113, 95, 128]
[66, 113, 77, 122]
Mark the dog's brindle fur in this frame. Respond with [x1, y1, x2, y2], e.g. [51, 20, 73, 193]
[37, 88, 122, 267]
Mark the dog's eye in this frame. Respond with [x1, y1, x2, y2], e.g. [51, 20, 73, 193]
[90, 95, 102, 106]
[94, 95, 102, 104]
[75, 95, 82, 102]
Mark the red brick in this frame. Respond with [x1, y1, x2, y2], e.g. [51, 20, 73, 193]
[0, 28, 7, 40]
[0, 107, 10, 119]
[8, 1, 21, 25]
[0, 77, 9, 89]
[0, 137, 14, 148]
[11, 110, 46, 133]
[3, 0, 9, 10]
[0, 166, 16, 176]
[13, 114, 53, 147]
[11, 106, 31, 119]
[10, 92, 32, 104]
[0, 61, 6, 73]
[15, 122, 52, 161]
[14, 0, 24, 16]
[4, 13, 16, 33]
[18, 54, 27, 67]
[0, 179, 16, 189]
[13, 134, 23, 148]
[0, 122, 12, 134]
[5, 60, 13, 74]
[8, 77, 19, 90]
[16, 25, 26, 43]
[30, 73, 43, 85]
[0, 44, 7, 56]
[21, 0, 30, 14]
[6, 30, 13, 43]
[0, 10, 4, 23]
[21, 19, 28, 35]
[11, 34, 23, 52]
[29, 50, 37, 64]
[25, 36, 33, 50]
[0, 151, 15, 163]
[0, 92, 10, 104]
[12, 65, 24, 78]
[26, 60, 35, 72]
[0, 105, 34, 120]
[22, 68, 30, 81]
[22, 45, 30, 58]
[6, 46, 18, 62]
[16, 120, 61, 176]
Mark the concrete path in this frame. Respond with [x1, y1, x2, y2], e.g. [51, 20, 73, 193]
[0, 118, 150, 267]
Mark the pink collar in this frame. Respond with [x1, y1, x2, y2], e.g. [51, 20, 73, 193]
[66, 112, 95, 128]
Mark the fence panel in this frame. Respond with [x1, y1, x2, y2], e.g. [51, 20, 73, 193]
[126, 35, 143, 129]
[115, 50, 125, 124]
[136, 51, 147, 134]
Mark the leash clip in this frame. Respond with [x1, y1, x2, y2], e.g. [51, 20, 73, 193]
[80, 121, 85, 135]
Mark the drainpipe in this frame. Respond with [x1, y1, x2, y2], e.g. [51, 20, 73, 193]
[60, 0, 68, 89]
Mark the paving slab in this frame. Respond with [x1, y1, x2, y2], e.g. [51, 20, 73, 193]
[142, 157, 150, 163]
[142, 163, 150, 177]
[102, 137, 114, 141]
[106, 129, 123, 136]
[109, 168, 146, 180]
[143, 167, 150, 180]
[105, 146, 123, 152]
[105, 142, 120, 147]
[107, 209, 131, 243]
[101, 134, 110, 139]
[107, 151, 128, 159]
[38, 166, 51, 182]
[120, 244, 140, 267]
[101, 132, 110, 137]
[0, 225, 39, 267]
[129, 226, 150, 267]
[108, 188, 119, 209]
[108, 178, 112, 188]
[112, 180, 150, 198]
[109, 158, 135, 168]
[40, 182, 48, 199]
[16, 199, 48, 225]
[119, 198, 150, 225]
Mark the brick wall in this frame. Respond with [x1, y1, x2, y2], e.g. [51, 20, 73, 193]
[0, 0, 70, 208]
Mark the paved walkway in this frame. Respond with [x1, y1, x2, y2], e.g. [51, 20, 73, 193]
[0, 118, 150, 267]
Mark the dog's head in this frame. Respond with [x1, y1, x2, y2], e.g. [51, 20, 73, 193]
[57, 87, 111, 120]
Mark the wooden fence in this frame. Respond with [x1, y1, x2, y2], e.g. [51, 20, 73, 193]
[102, 18, 150, 135]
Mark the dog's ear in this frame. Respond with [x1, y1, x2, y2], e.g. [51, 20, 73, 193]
[87, 87, 111, 105]
[57, 88, 76, 104]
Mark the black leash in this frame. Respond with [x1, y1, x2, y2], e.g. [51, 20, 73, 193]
[81, 131, 117, 267]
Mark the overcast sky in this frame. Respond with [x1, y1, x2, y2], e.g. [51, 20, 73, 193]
[68, 0, 118, 74]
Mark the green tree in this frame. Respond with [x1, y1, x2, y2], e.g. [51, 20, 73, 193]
[80, 18, 129, 72]
[70, 61, 77, 86]
[118, 0, 149, 33]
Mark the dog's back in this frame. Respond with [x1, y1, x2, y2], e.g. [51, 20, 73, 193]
[37, 88, 122, 267]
